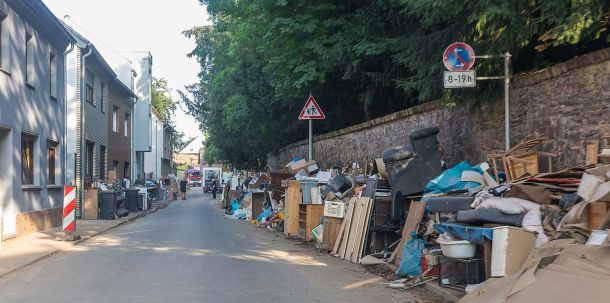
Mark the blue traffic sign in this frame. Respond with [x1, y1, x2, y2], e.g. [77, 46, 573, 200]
[443, 42, 476, 71]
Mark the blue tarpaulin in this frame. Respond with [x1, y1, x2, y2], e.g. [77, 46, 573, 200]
[433, 223, 493, 245]
[422, 161, 485, 201]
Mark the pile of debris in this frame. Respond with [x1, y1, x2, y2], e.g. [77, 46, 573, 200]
[220, 129, 610, 301]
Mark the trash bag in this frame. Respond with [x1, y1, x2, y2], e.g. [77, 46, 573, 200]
[396, 232, 426, 277]
[256, 207, 272, 222]
[230, 199, 240, 214]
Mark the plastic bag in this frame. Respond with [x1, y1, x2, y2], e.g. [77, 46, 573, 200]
[395, 232, 425, 277]
[230, 199, 240, 213]
[256, 207, 272, 222]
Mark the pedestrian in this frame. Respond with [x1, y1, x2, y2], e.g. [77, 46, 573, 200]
[212, 180, 218, 199]
[171, 179, 179, 200]
[180, 177, 188, 200]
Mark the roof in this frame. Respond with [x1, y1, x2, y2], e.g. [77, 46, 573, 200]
[61, 21, 137, 99]
[177, 137, 201, 154]
[6, 0, 75, 47]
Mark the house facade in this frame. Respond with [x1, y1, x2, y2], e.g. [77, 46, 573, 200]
[162, 124, 174, 177]
[174, 137, 203, 169]
[145, 110, 164, 179]
[0, 0, 73, 238]
[63, 24, 136, 218]
[107, 77, 136, 182]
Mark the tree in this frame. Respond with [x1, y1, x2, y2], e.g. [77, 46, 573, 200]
[183, 0, 610, 169]
[152, 77, 177, 122]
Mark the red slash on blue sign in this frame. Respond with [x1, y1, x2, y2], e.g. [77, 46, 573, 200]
[443, 42, 475, 71]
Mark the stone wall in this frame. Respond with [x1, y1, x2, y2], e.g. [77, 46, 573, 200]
[271, 48, 610, 170]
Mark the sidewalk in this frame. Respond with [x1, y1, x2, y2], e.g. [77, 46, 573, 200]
[0, 200, 169, 278]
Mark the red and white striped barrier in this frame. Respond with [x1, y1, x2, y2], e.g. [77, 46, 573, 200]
[63, 186, 76, 232]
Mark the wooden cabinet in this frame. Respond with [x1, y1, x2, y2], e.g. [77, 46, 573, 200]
[322, 217, 343, 250]
[298, 204, 324, 241]
[83, 189, 99, 220]
[284, 180, 301, 237]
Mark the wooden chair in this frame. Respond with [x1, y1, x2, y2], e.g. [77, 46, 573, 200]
[488, 138, 557, 182]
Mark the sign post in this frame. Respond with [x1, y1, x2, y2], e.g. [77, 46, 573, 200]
[299, 95, 325, 161]
[442, 42, 511, 150]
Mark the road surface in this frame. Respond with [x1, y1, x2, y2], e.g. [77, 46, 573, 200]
[0, 189, 440, 303]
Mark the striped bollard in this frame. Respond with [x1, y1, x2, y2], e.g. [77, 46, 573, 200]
[63, 186, 76, 233]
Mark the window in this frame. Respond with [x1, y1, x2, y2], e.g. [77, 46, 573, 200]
[85, 69, 94, 104]
[21, 134, 36, 185]
[112, 106, 118, 132]
[100, 83, 106, 112]
[124, 113, 130, 137]
[85, 141, 94, 178]
[112, 160, 119, 179]
[49, 52, 57, 98]
[0, 10, 7, 70]
[123, 162, 130, 179]
[25, 32, 34, 86]
[48, 146, 56, 184]
[99, 146, 106, 181]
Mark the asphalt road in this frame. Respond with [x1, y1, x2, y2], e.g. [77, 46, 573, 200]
[0, 189, 438, 303]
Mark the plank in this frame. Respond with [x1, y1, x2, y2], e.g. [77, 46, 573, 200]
[354, 198, 374, 264]
[331, 201, 352, 255]
[389, 201, 426, 266]
[586, 141, 599, 165]
[339, 197, 357, 259]
[346, 197, 365, 261]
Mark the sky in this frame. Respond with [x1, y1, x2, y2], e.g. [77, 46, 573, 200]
[44, 0, 209, 144]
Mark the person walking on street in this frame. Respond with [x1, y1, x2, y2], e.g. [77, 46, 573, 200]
[212, 180, 218, 200]
[180, 177, 188, 200]
[171, 179, 179, 200]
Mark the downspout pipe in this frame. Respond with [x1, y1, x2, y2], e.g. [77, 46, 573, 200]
[63, 42, 75, 186]
[80, 44, 93, 219]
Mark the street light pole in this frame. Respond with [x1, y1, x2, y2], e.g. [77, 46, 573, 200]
[504, 52, 511, 151]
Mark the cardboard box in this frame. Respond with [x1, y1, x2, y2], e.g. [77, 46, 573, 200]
[491, 226, 536, 277]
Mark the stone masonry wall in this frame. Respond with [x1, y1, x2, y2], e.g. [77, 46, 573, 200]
[271, 48, 610, 170]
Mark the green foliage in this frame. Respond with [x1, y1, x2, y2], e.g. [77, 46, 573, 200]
[152, 77, 177, 121]
[182, 0, 610, 169]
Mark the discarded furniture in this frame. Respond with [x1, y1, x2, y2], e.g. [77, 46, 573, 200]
[84, 189, 99, 220]
[322, 217, 343, 250]
[488, 138, 557, 182]
[284, 180, 301, 237]
[382, 127, 442, 221]
[298, 204, 324, 241]
[251, 192, 266, 220]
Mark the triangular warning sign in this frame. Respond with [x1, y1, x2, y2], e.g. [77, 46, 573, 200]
[298, 95, 325, 120]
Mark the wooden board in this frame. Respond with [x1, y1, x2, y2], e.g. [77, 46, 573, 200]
[353, 198, 373, 263]
[586, 141, 600, 165]
[284, 180, 301, 237]
[83, 189, 99, 220]
[251, 192, 266, 219]
[339, 197, 357, 259]
[332, 198, 355, 255]
[345, 197, 365, 260]
[390, 201, 426, 266]
[322, 217, 343, 251]
[507, 152, 539, 180]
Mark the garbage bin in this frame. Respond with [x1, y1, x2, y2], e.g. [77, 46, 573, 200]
[98, 191, 117, 220]
[124, 189, 139, 212]
[300, 178, 319, 204]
